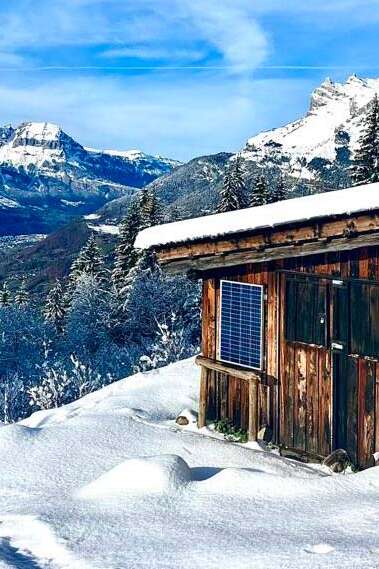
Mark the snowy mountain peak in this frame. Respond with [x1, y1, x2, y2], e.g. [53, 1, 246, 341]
[346, 73, 367, 86]
[241, 75, 379, 181]
[16, 121, 62, 143]
[0, 121, 80, 169]
[0, 120, 178, 234]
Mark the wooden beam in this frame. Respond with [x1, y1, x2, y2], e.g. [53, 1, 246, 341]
[156, 211, 379, 263]
[198, 365, 207, 428]
[160, 232, 379, 274]
[195, 355, 261, 383]
[248, 379, 258, 441]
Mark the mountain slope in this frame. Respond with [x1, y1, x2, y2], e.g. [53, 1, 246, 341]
[96, 75, 379, 226]
[0, 121, 178, 234]
[96, 151, 232, 224]
[240, 75, 379, 185]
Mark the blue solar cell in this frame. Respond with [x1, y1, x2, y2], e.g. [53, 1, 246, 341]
[219, 280, 263, 370]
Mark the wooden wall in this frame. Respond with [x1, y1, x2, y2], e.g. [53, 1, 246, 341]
[201, 244, 379, 468]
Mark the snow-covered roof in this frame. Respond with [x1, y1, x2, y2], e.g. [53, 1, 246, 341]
[135, 182, 379, 250]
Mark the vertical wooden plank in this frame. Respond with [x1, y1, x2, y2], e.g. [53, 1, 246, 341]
[319, 349, 332, 456]
[259, 384, 269, 428]
[345, 357, 358, 466]
[315, 253, 328, 275]
[350, 282, 370, 356]
[207, 370, 217, 422]
[327, 251, 341, 276]
[240, 379, 249, 432]
[376, 363, 379, 453]
[294, 346, 307, 451]
[369, 284, 379, 357]
[266, 270, 278, 379]
[340, 250, 351, 279]
[248, 379, 258, 441]
[350, 249, 360, 278]
[368, 245, 377, 280]
[279, 273, 286, 444]
[198, 366, 208, 428]
[218, 372, 228, 421]
[359, 247, 369, 279]
[201, 278, 216, 359]
[228, 376, 235, 424]
[358, 359, 375, 468]
[282, 343, 295, 448]
[234, 376, 241, 427]
[306, 348, 319, 454]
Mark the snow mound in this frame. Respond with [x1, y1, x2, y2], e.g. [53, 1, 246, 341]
[79, 454, 191, 498]
[198, 466, 322, 496]
[305, 543, 335, 555]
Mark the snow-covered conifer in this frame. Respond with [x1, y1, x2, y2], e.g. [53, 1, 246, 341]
[271, 177, 286, 203]
[217, 157, 247, 213]
[69, 234, 106, 287]
[14, 279, 29, 306]
[0, 281, 11, 307]
[250, 175, 270, 207]
[351, 94, 379, 185]
[120, 249, 159, 313]
[112, 199, 142, 293]
[139, 188, 162, 229]
[44, 280, 67, 333]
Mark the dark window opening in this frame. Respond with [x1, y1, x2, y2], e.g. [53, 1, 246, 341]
[350, 281, 379, 359]
[285, 275, 327, 347]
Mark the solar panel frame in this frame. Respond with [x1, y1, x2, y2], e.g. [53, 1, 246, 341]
[218, 280, 264, 371]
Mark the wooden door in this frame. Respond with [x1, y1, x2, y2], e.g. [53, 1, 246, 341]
[279, 273, 332, 457]
[280, 272, 379, 468]
[333, 279, 378, 467]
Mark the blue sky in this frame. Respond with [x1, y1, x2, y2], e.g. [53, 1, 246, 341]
[1, 0, 379, 160]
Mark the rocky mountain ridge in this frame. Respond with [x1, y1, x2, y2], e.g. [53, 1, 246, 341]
[0, 121, 178, 234]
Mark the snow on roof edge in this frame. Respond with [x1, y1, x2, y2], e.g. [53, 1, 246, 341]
[135, 182, 379, 250]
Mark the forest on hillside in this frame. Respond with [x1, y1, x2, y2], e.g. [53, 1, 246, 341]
[0, 92, 378, 423]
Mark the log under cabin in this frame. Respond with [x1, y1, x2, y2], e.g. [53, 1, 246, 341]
[135, 182, 379, 469]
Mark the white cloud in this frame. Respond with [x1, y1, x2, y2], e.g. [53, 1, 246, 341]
[0, 0, 269, 73]
[101, 46, 205, 63]
[0, 73, 311, 160]
[179, 0, 268, 72]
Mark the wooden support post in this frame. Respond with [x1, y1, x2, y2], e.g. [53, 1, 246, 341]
[198, 366, 207, 428]
[248, 378, 259, 441]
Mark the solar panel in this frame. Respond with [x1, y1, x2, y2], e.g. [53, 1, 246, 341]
[219, 280, 264, 370]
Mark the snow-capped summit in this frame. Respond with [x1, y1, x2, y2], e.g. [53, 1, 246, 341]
[0, 121, 178, 235]
[0, 121, 77, 169]
[241, 75, 379, 180]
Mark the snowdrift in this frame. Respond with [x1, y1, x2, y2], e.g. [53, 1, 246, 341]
[80, 454, 192, 498]
[0, 357, 377, 569]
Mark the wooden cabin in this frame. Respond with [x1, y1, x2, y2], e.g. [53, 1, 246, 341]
[135, 182, 379, 469]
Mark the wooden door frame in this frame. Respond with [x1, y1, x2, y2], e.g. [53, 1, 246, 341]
[277, 270, 333, 455]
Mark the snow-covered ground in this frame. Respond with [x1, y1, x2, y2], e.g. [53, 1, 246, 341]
[0, 358, 378, 568]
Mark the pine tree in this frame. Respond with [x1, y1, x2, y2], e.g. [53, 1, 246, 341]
[44, 281, 67, 333]
[0, 282, 11, 307]
[217, 157, 247, 213]
[351, 94, 379, 186]
[120, 249, 159, 313]
[112, 199, 142, 293]
[69, 235, 106, 287]
[250, 175, 270, 206]
[14, 280, 29, 306]
[139, 188, 162, 229]
[271, 177, 286, 203]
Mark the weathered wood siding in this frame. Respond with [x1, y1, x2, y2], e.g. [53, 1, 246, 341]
[201, 243, 379, 468]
